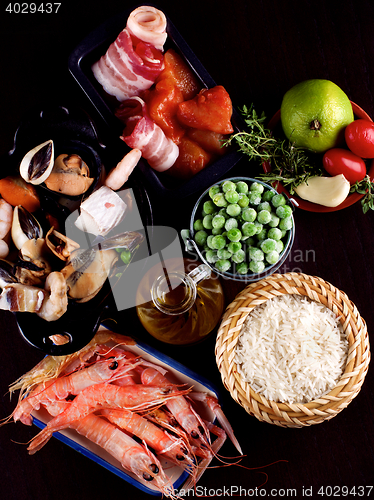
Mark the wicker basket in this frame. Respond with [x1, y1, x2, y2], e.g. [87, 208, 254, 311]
[215, 273, 370, 428]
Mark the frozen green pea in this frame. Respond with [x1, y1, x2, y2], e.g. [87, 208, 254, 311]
[226, 203, 241, 217]
[248, 192, 262, 206]
[266, 250, 280, 265]
[228, 241, 242, 254]
[195, 230, 208, 246]
[205, 249, 219, 263]
[222, 180, 236, 192]
[217, 248, 232, 260]
[249, 247, 264, 261]
[257, 201, 272, 212]
[120, 250, 132, 265]
[245, 237, 256, 247]
[242, 222, 257, 238]
[249, 260, 265, 273]
[262, 190, 276, 202]
[267, 227, 283, 240]
[203, 214, 213, 229]
[257, 209, 272, 225]
[279, 217, 293, 231]
[253, 221, 263, 234]
[209, 185, 220, 199]
[268, 213, 280, 228]
[256, 228, 267, 241]
[250, 182, 264, 194]
[231, 249, 246, 264]
[193, 219, 204, 231]
[272, 193, 286, 208]
[218, 208, 230, 219]
[203, 200, 216, 214]
[276, 205, 293, 219]
[260, 238, 277, 253]
[211, 234, 226, 250]
[225, 217, 238, 231]
[206, 235, 215, 249]
[215, 259, 231, 273]
[276, 240, 284, 253]
[236, 181, 249, 194]
[225, 190, 240, 204]
[242, 207, 257, 222]
[227, 228, 242, 242]
[212, 214, 225, 229]
[212, 227, 223, 235]
[238, 193, 249, 208]
[213, 192, 228, 207]
[236, 262, 248, 275]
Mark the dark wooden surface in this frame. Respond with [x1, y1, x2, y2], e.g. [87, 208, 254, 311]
[0, 1, 373, 499]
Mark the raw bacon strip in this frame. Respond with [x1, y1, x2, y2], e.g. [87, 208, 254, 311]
[117, 97, 179, 172]
[126, 6, 167, 51]
[92, 29, 164, 102]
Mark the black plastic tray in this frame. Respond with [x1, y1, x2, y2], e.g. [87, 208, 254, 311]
[1, 103, 153, 355]
[68, 4, 244, 199]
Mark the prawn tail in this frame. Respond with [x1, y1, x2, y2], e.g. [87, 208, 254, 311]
[190, 392, 243, 456]
[27, 427, 53, 455]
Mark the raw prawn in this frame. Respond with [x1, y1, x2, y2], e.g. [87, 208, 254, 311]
[36, 271, 68, 322]
[101, 408, 196, 470]
[141, 367, 212, 456]
[44, 401, 178, 499]
[8, 329, 136, 398]
[104, 149, 142, 191]
[27, 383, 190, 453]
[12, 356, 142, 425]
[0, 198, 13, 240]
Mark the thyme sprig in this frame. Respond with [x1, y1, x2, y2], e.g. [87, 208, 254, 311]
[226, 104, 322, 194]
[350, 175, 374, 213]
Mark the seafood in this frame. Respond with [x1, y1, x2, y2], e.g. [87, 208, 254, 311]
[19, 139, 54, 185]
[74, 185, 127, 237]
[11, 205, 43, 250]
[101, 408, 196, 469]
[0, 198, 13, 240]
[44, 153, 94, 196]
[104, 149, 142, 191]
[46, 401, 177, 499]
[27, 383, 190, 453]
[8, 330, 135, 397]
[0, 282, 46, 313]
[13, 355, 141, 425]
[0, 239, 9, 258]
[45, 227, 80, 261]
[36, 271, 68, 322]
[15, 237, 53, 286]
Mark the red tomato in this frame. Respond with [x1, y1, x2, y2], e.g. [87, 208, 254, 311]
[322, 148, 366, 184]
[345, 119, 374, 158]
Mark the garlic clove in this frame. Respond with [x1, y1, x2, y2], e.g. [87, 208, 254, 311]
[294, 174, 351, 207]
[20, 140, 54, 185]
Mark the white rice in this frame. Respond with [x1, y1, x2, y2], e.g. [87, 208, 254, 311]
[235, 294, 349, 404]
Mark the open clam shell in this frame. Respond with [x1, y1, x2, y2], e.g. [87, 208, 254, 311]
[19, 139, 54, 185]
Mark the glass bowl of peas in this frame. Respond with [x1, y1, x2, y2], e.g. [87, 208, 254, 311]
[186, 177, 295, 282]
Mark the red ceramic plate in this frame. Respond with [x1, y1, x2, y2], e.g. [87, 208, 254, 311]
[263, 102, 374, 212]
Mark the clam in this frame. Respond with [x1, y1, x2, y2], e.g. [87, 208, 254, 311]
[14, 237, 53, 286]
[44, 153, 94, 196]
[20, 139, 54, 185]
[11, 206, 43, 250]
[61, 230, 144, 303]
[45, 227, 80, 261]
[0, 259, 18, 288]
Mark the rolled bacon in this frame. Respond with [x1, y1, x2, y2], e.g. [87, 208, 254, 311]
[92, 29, 165, 102]
[117, 97, 179, 172]
[126, 6, 167, 51]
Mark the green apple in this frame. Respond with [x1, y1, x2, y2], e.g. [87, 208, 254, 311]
[280, 79, 354, 153]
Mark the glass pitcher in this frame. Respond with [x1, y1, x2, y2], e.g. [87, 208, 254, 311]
[136, 258, 225, 345]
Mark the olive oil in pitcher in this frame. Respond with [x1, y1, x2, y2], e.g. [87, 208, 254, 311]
[136, 258, 224, 345]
